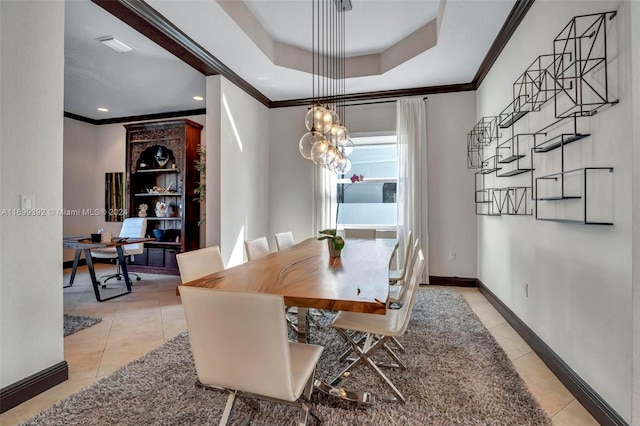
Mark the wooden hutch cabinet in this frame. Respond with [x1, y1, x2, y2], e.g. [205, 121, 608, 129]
[124, 119, 203, 274]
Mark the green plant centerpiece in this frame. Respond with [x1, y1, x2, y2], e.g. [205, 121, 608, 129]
[318, 229, 345, 259]
[317, 173, 364, 260]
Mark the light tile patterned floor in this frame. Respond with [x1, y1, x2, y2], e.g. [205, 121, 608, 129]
[0, 267, 597, 425]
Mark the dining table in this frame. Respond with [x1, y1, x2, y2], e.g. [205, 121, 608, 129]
[179, 236, 397, 404]
[180, 237, 397, 342]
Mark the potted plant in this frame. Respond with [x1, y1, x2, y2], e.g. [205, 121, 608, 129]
[317, 173, 364, 259]
[317, 229, 345, 259]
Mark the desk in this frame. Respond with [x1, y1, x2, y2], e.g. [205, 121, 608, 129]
[63, 236, 155, 302]
[181, 237, 396, 341]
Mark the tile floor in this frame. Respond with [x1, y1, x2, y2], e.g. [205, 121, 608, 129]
[0, 266, 598, 425]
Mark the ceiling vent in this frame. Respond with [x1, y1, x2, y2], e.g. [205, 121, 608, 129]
[97, 36, 133, 53]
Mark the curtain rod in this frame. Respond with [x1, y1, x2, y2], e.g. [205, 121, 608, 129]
[345, 96, 428, 108]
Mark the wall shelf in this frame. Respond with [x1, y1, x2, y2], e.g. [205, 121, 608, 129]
[534, 167, 614, 224]
[533, 133, 589, 153]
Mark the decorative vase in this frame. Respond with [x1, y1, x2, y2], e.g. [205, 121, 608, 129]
[155, 201, 168, 218]
[327, 239, 342, 260]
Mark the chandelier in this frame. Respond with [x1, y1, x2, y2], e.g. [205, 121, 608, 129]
[299, 0, 353, 174]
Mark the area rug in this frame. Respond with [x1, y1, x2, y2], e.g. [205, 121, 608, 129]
[27, 288, 550, 425]
[63, 314, 102, 337]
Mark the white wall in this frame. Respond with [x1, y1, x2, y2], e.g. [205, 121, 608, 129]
[0, 0, 65, 387]
[62, 115, 205, 261]
[268, 105, 316, 243]
[268, 97, 477, 280]
[426, 92, 477, 278]
[204, 76, 270, 267]
[477, 0, 633, 420]
[631, 0, 640, 422]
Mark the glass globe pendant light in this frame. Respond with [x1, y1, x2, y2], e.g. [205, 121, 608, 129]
[299, 130, 324, 160]
[300, 0, 351, 175]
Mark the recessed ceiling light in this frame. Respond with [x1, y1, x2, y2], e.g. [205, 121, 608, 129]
[97, 36, 133, 53]
[97, 107, 109, 112]
[193, 96, 204, 101]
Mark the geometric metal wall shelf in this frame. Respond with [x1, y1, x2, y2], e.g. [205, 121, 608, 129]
[497, 133, 536, 177]
[534, 167, 614, 224]
[553, 11, 618, 118]
[513, 53, 567, 112]
[475, 186, 532, 216]
[467, 116, 500, 169]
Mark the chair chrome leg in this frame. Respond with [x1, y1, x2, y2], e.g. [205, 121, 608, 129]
[219, 392, 236, 426]
[314, 379, 377, 404]
[391, 336, 405, 352]
[297, 402, 309, 426]
[334, 329, 406, 403]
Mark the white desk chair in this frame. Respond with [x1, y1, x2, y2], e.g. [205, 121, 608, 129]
[176, 246, 224, 283]
[179, 286, 324, 425]
[330, 249, 425, 404]
[274, 231, 295, 251]
[244, 236, 270, 261]
[91, 217, 147, 286]
[344, 228, 376, 239]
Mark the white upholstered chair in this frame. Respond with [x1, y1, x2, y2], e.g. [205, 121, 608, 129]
[389, 230, 413, 284]
[343, 228, 376, 239]
[91, 217, 147, 285]
[274, 231, 295, 251]
[330, 249, 425, 404]
[176, 246, 224, 284]
[389, 238, 420, 306]
[244, 236, 270, 261]
[179, 286, 324, 425]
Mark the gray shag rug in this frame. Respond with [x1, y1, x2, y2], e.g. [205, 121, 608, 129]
[28, 288, 550, 425]
[63, 314, 102, 337]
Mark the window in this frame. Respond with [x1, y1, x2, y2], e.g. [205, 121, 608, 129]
[337, 134, 397, 228]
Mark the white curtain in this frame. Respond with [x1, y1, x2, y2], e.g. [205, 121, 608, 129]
[313, 165, 337, 234]
[397, 98, 429, 283]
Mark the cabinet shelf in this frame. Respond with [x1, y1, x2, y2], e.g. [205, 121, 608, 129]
[144, 241, 181, 247]
[135, 168, 180, 174]
[134, 193, 183, 197]
[126, 119, 203, 274]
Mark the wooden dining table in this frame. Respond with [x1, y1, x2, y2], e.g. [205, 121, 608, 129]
[180, 237, 397, 342]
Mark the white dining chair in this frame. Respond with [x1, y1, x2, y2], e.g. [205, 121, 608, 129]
[176, 245, 224, 283]
[179, 286, 324, 425]
[344, 228, 376, 239]
[389, 230, 413, 284]
[330, 249, 425, 404]
[274, 231, 295, 251]
[244, 236, 270, 261]
[91, 217, 147, 285]
[389, 238, 420, 306]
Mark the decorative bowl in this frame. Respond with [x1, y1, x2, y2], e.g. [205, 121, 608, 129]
[152, 229, 165, 240]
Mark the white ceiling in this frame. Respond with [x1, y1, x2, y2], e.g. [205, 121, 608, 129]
[64, 0, 517, 121]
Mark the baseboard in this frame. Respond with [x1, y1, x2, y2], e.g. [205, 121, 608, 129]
[0, 361, 68, 414]
[429, 275, 477, 287]
[476, 279, 628, 426]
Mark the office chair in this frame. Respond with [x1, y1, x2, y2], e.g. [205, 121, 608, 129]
[91, 217, 146, 286]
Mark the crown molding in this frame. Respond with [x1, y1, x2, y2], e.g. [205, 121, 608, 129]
[64, 109, 206, 125]
[93, 0, 533, 113]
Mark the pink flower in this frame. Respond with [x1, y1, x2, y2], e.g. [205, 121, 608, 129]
[350, 173, 364, 183]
